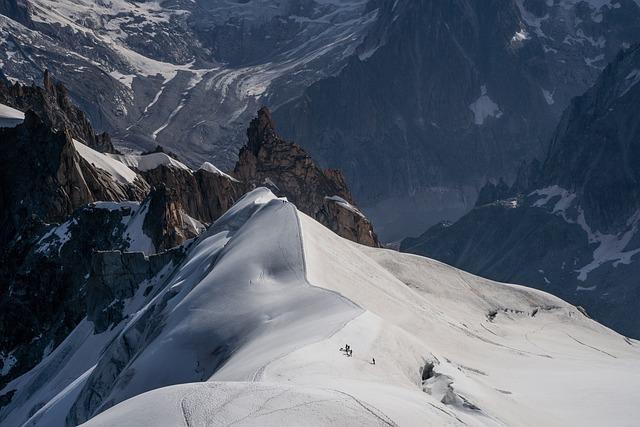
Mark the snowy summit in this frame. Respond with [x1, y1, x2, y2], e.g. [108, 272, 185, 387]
[3, 188, 639, 426]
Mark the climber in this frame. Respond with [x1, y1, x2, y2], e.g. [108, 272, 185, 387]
[372, 357, 375, 365]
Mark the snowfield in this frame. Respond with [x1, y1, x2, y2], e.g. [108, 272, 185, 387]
[2, 188, 640, 426]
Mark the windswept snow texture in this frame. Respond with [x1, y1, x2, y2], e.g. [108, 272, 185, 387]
[199, 161, 239, 182]
[73, 139, 139, 185]
[0, 102, 24, 127]
[108, 152, 190, 172]
[4, 189, 640, 426]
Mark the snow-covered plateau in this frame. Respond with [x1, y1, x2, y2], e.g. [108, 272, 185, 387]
[2, 188, 639, 426]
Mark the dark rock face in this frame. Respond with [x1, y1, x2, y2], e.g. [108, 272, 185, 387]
[0, 0, 30, 25]
[0, 203, 141, 390]
[0, 111, 147, 243]
[401, 45, 640, 338]
[273, 0, 640, 240]
[141, 165, 243, 225]
[540, 46, 640, 233]
[234, 108, 379, 247]
[142, 185, 204, 253]
[87, 248, 185, 334]
[0, 71, 118, 153]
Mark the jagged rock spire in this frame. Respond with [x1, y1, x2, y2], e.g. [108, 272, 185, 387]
[235, 108, 380, 247]
[246, 107, 278, 155]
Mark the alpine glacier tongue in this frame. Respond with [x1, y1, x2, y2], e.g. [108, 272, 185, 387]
[4, 188, 639, 427]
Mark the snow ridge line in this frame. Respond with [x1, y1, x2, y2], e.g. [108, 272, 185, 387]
[291, 205, 362, 311]
[248, 202, 363, 383]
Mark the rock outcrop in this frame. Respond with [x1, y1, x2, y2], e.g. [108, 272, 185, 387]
[87, 248, 186, 334]
[0, 71, 118, 153]
[0, 110, 148, 242]
[234, 108, 379, 247]
[142, 185, 205, 253]
[141, 165, 243, 225]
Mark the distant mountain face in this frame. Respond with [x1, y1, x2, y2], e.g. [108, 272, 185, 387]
[2, 1, 639, 241]
[0, 0, 376, 167]
[401, 44, 640, 338]
[274, 0, 640, 240]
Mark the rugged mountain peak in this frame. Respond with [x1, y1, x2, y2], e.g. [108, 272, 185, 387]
[142, 184, 205, 252]
[475, 178, 510, 207]
[0, 108, 148, 243]
[236, 108, 379, 247]
[246, 106, 278, 155]
[0, 70, 118, 153]
[540, 43, 640, 232]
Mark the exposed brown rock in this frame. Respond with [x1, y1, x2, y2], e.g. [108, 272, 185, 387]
[234, 107, 379, 246]
[142, 184, 204, 252]
[141, 165, 243, 225]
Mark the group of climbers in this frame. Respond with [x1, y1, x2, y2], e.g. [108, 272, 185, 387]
[340, 344, 375, 365]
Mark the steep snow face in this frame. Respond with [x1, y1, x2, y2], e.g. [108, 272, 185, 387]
[0, 102, 24, 127]
[108, 152, 190, 172]
[73, 139, 139, 185]
[3, 189, 640, 426]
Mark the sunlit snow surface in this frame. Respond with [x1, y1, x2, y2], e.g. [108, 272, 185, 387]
[3, 189, 640, 426]
[0, 102, 24, 127]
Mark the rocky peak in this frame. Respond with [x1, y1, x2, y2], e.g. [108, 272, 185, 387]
[0, 70, 118, 153]
[246, 107, 279, 155]
[235, 108, 379, 247]
[475, 178, 511, 207]
[540, 44, 640, 232]
[142, 184, 204, 253]
[0, 109, 147, 242]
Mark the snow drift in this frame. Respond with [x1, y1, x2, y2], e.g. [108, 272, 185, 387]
[2, 188, 640, 426]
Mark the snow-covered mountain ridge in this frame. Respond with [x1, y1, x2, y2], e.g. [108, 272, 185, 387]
[2, 188, 639, 426]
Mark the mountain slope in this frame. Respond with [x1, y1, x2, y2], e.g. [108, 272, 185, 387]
[0, 0, 377, 167]
[401, 44, 640, 337]
[273, 0, 640, 240]
[2, 188, 639, 426]
[0, 85, 378, 393]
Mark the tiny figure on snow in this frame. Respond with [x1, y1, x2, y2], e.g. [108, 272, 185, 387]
[372, 358, 375, 365]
